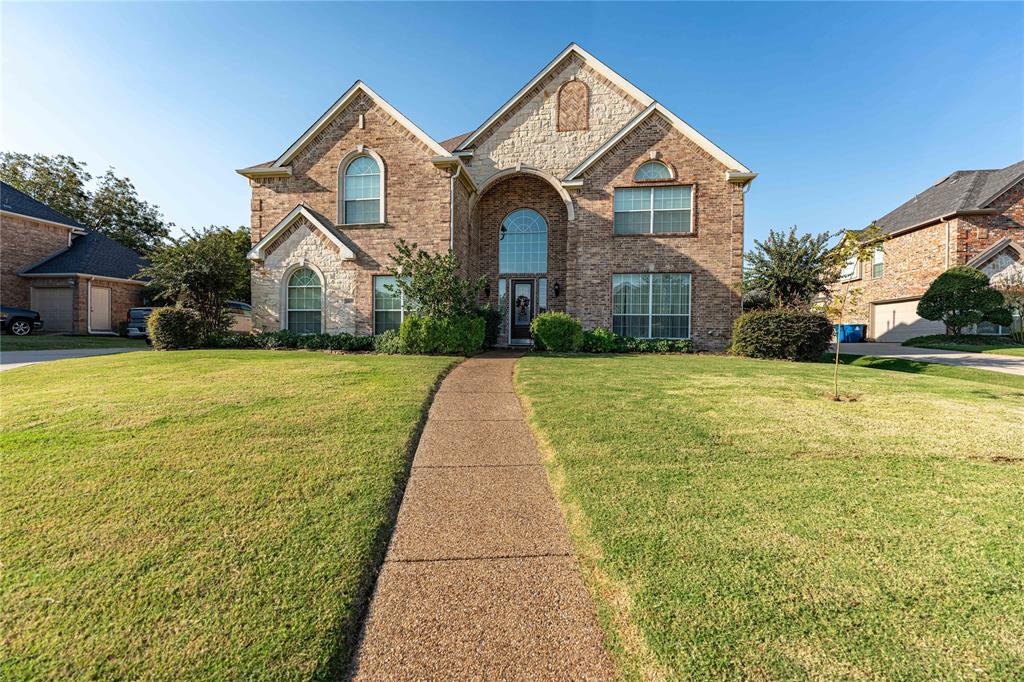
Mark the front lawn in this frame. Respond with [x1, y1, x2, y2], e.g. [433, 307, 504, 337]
[903, 334, 1024, 357]
[517, 354, 1024, 679]
[0, 334, 148, 351]
[828, 353, 1024, 389]
[1, 350, 454, 679]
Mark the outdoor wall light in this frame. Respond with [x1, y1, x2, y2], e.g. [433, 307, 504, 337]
[553, 281, 561, 298]
[484, 284, 491, 298]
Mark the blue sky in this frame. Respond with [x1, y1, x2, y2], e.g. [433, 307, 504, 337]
[2, 2, 1021, 248]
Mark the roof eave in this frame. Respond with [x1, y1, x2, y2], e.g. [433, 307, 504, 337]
[0, 209, 87, 233]
[236, 166, 293, 179]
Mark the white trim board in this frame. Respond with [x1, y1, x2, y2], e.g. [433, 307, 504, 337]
[564, 103, 753, 182]
[1, 209, 87, 234]
[248, 204, 356, 262]
[455, 43, 655, 152]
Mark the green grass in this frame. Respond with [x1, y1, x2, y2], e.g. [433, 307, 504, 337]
[0, 334, 148, 351]
[903, 334, 1024, 357]
[826, 353, 1024, 389]
[1, 350, 454, 679]
[517, 354, 1024, 680]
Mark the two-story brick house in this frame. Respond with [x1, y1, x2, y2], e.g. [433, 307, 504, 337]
[238, 44, 755, 350]
[830, 160, 1024, 342]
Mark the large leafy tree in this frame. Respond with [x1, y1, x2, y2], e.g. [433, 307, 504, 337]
[917, 266, 1012, 335]
[1, 151, 170, 252]
[140, 227, 251, 335]
[744, 227, 839, 308]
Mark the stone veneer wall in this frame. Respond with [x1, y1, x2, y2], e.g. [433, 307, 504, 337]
[569, 115, 744, 352]
[248, 97, 453, 335]
[0, 214, 71, 308]
[465, 56, 645, 184]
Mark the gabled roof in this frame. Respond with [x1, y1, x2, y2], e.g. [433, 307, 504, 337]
[1, 181, 86, 231]
[440, 132, 472, 152]
[563, 102, 754, 181]
[875, 159, 1024, 235]
[966, 237, 1024, 269]
[238, 81, 449, 178]
[247, 204, 355, 261]
[21, 230, 149, 282]
[454, 43, 655, 152]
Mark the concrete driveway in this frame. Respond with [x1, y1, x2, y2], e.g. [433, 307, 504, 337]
[837, 342, 1024, 377]
[0, 347, 145, 372]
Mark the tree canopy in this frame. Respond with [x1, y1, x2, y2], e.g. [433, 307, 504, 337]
[917, 266, 1012, 335]
[744, 227, 840, 308]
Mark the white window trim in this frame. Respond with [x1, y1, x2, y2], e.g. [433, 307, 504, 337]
[281, 263, 326, 334]
[614, 186, 694, 235]
[338, 147, 386, 226]
[634, 160, 674, 181]
[373, 275, 406, 334]
[612, 273, 692, 339]
[840, 256, 861, 282]
[872, 246, 884, 278]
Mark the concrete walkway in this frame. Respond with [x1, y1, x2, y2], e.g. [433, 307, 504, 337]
[0, 347, 145, 372]
[350, 352, 614, 680]
[837, 342, 1024, 376]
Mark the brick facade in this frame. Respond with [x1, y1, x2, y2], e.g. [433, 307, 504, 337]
[0, 213, 71, 308]
[244, 47, 750, 347]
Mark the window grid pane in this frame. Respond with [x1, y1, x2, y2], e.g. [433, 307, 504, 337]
[612, 273, 690, 339]
[614, 187, 693, 235]
[287, 268, 322, 334]
[345, 199, 380, 225]
[635, 161, 672, 180]
[499, 208, 548, 274]
[373, 275, 404, 334]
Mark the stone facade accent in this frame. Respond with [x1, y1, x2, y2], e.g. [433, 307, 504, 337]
[828, 179, 1023, 335]
[0, 213, 71, 309]
[464, 56, 645, 184]
[569, 115, 744, 352]
[557, 80, 589, 132]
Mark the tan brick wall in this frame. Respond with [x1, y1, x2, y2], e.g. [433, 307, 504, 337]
[25, 275, 142, 334]
[248, 97, 454, 335]
[0, 213, 72, 308]
[956, 179, 1024, 263]
[464, 56, 645, 185]
[570, 114, 743, 352]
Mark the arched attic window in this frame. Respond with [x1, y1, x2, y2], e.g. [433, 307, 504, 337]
[342, 155, 383, 224]
[634, 160, 673, 181]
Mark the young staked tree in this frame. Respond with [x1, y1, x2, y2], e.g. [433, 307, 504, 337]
[917, 266, 1012, 335]
[744, 227, 840, 308]
[386, 239, 485, 319]
[140, 227, 251, 337]
[821, 225, 885, 400]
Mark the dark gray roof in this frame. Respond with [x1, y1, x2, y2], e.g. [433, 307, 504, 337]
[440, 132, 472, 152]
[1, 181, 85, 229]
[875, 159, 1024, 235]
[22, 230, 149, 281]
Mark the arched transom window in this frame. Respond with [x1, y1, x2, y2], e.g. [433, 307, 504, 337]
[635, 160, 673, 181]
[343, 156, 381, 224]
[499, 208, 548, 274]
[287, 267, 322, 334]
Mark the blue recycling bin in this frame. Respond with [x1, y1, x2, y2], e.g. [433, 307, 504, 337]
[834, 324, 866, 343]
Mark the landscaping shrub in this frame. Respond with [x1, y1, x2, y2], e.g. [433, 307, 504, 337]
[400, 315, 485, 355]
[204, 330, 375, 352]
[917, 266, 1011, 335]
[581, 326, 619, 353]
[620, 337, 693, 353]
[373, 329, 405, 354]
[731, 309, 833, 361]
[148, 307, 204, 350]
[478, 303, 503, 349]
[530, 312, 583, 352]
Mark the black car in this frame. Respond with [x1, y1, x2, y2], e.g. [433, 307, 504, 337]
[1, 306, 44, 336]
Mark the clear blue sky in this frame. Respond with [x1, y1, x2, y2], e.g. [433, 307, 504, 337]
[3, 2, 1021, 248]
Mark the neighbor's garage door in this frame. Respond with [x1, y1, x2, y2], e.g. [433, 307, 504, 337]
[30, 287, 74, 332]
[871, 299, 946, 342]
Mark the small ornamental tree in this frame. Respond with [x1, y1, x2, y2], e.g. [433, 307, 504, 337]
[744, 227, 840, 308]
[386, 239, 484, 319]
[917, 266, 1012, 335]
[993, 268, 1024, 343]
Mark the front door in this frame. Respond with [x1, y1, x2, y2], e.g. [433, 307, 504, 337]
[511, 279, 534, 343]
[90, 285, 112, 332]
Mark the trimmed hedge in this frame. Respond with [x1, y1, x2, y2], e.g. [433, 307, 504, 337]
[530, 312, 583, 352]
[400, 315, 485, 355]
[148, 307, 203, 350]
[579, 326, 692, 353]
[206, 330, 375, 352]
[731, 309, 832, 361]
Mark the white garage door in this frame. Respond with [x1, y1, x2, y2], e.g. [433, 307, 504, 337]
[871, 299, 946, 342]
[30, 287, 74, 332]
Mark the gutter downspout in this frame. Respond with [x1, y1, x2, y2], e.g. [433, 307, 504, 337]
[449, 165, 463, 252]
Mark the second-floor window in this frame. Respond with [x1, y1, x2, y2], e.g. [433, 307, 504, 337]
[872, 246, 884, 278]
[614, 186, 692, 235]
[840, 255, 859, 281]
[343, 156, 382, 225]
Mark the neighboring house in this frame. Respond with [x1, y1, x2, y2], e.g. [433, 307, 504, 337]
[831, 160, 1024, 342]
[0, 182, 148, 333]
[238, 43, 755, 350]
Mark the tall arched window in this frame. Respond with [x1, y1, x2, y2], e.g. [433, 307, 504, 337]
[499, 208, 548, 274]
[343, 156, 381, 224]
[286, 267, 322, 334]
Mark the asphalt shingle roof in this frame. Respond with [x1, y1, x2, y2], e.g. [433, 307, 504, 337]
[440, 132, 472, 152]
[1, 181, 85, 229]
[23, 231, 149, 281]
[875, 159, 1024, 235]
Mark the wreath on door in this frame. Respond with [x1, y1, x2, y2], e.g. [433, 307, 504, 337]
[515, 295, 531, 320]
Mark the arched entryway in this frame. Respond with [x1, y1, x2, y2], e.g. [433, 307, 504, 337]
[471, 171, 569, 345]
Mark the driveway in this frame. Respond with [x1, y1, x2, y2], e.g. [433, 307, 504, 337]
[837, 342, 1024, 377]
[0, 347, 145, 372]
